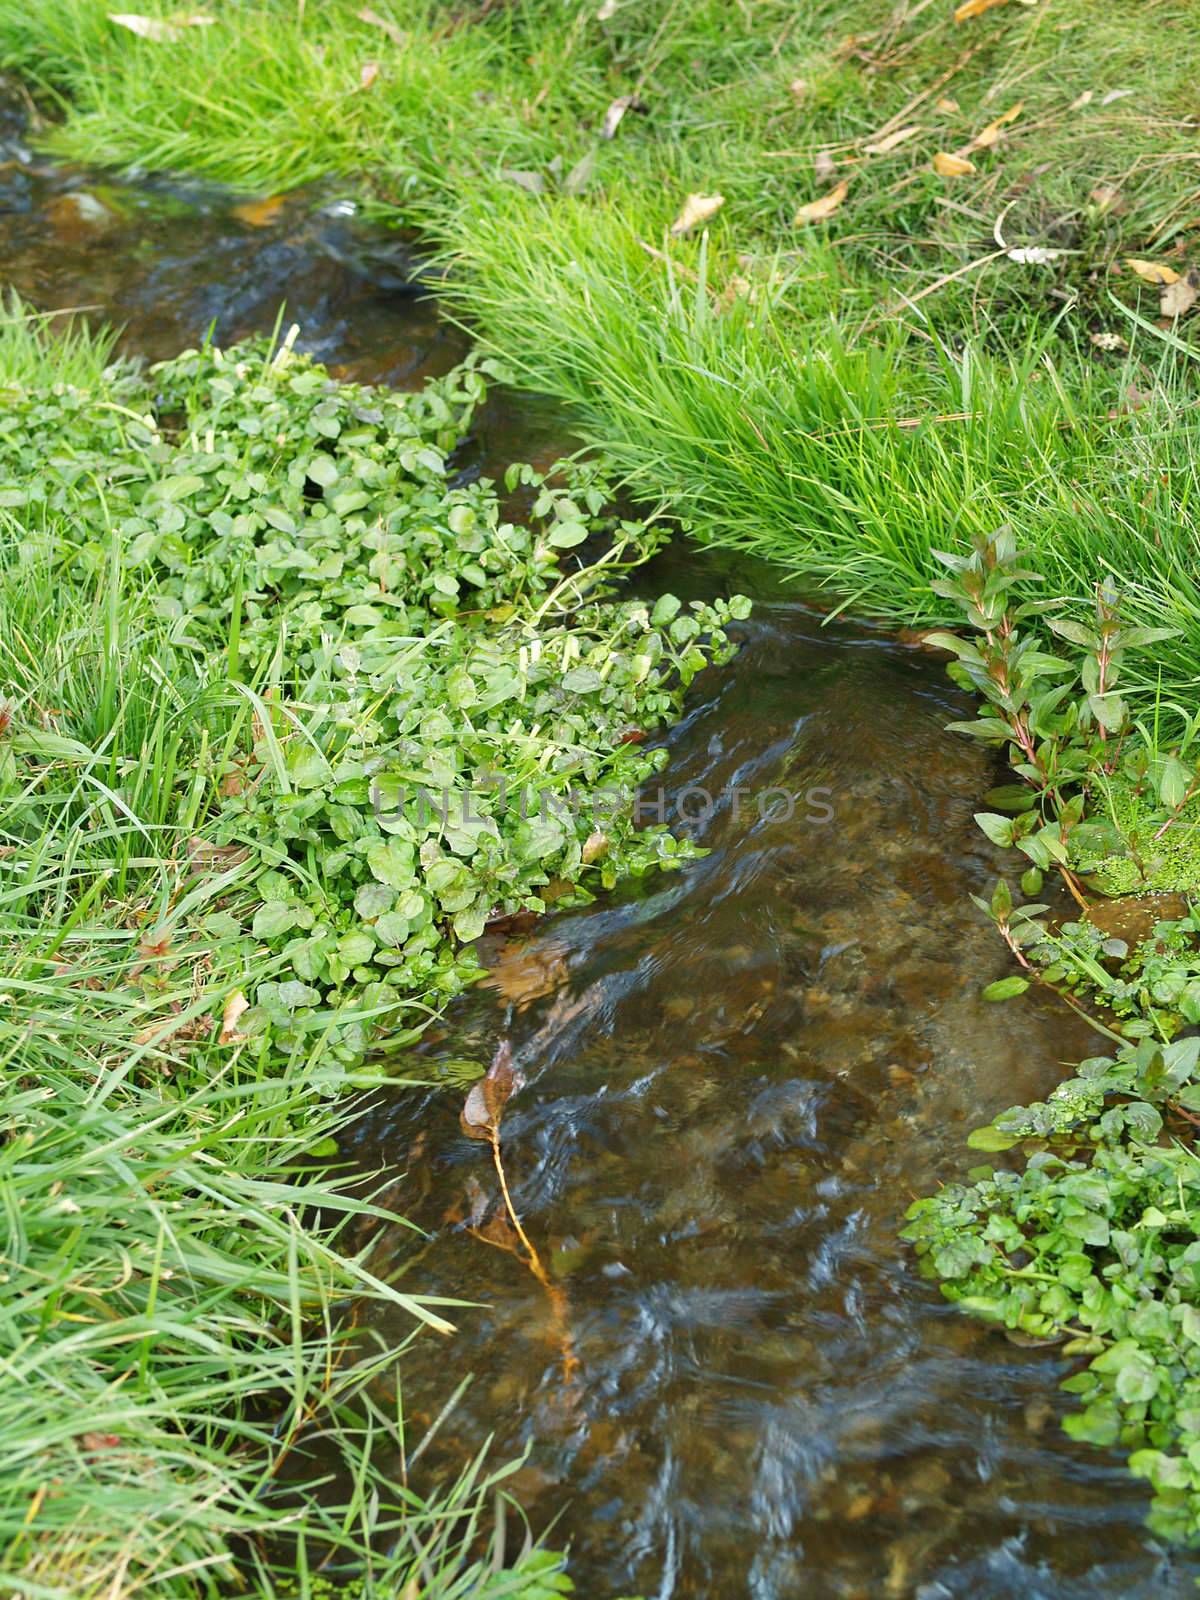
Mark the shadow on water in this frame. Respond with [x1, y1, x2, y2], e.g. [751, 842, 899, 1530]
[2, 109, 1195, 1599]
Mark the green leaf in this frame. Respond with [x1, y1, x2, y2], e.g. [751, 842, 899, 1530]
[981, 975, 1029, 1002]
[974, 812, 1015, 848]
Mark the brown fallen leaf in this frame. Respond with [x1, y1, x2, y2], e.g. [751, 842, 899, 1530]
[357, 5, 404, 45]
[863, 123, 920, 156]
[933, 151, 975, 176]
[813, 149, 837, 183]
[794, 179, 848, 225]
[460, 1040, 524, 1142]
[219, 991, 249, 1045]
[1089, 330, 1127, 352]
[670, 192, 725, 236]
[231, 194, 285, 228]
[108, 11, 215, 41]
[954, 0, 1008, 17]
[1089, 184, 1122, 213]
[1127, 257, 1180, 286]
[1161, 267, 1200, 319]
[186, 836, 250, 870]
[936, 96, 960, 113]
[971, 102, 1023, 149]
[358, 60, 380, 90]
[78, 1433, 122, 1454]
[789, 78, 807, 102]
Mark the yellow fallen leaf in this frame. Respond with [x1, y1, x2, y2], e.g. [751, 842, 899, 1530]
[864, 124, 920, 155]
[670, 192, 725, 236]
[1127, 258, 1180, 286]
[794, 180, 848, 225]
[357, 6, 404, 45]
[936, 96, 960, 113]
[955, 0, 1008, 17]
[108, 11, 215, 41]
[972, 102, 1023, 149]
[1069, 89, 1094, 112]
[933, 151, 976, 176]
[231, 194, 286, 227]
[359, 59, 380, 90]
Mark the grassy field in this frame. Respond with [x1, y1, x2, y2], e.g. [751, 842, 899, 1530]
[2, 0, 1199, 694]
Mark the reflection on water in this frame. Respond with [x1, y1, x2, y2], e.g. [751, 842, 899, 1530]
[2, 104, 1195, 1598]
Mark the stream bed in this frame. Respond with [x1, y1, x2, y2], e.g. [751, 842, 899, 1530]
[3, 119, 1196, 1599]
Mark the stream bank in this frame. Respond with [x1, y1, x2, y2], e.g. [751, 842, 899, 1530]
[0, 140, 1193, 1596]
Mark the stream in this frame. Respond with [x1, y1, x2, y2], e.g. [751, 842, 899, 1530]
[3, 111, 1196, 1599]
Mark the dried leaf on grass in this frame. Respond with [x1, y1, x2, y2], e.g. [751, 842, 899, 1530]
[670, 192, 725, 236]
[358, 60, 380, 91]
[108, 12, 215, 41]
[602, 95, 640, 140]
[1161, 268, 1200, 319]
[186, 836, 250, 870]
[1127, 257, 1180, 286]
[794, 180, 848, 225]
[1090, 330, 1127, 352]
[219, 991, 249, 1045]
[971, 102, 1022, 149]
[934, 151, 975, 176]
[955, 0, 1008, 16]
[357, 5, 404, 45]
[864, 124, 921, 155]
[1069, 90, 1094, 112]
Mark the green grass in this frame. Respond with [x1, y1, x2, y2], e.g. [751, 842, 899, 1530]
[2, 0, 1199, 703]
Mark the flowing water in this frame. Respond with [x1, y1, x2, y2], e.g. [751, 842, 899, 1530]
[3, 115, 1197, 1599]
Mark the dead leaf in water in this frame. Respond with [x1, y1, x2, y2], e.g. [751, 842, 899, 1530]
[231, 194, 286, 227]
[460, 1040, 524, 1141]
[108, 11, 215, 41]
[357, 5, 404, 44]
[1127, 257, 1180, 286]
[485, 938, 567, 1008]
[670, 192, 725, 236]
[793, 180, 848, 225]
[1161, 267, 1200, 318]
[933, 151, 975, 176]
